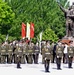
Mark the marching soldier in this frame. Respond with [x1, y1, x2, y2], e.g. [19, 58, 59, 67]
[22, 42, 28, 64]
[1, 44, 7, 63]
[27, 41, 34, 64]
[6, 44, 13, 63]
[56, 42, 64, 70]
[67, 41, 74, 68]
[41, 41, 46, 64]
[16, 44, 23, 68]
[33, 42, 40, 64]
[43, 41, 52, 72]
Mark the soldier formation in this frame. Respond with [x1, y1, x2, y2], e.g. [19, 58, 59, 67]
[0, 38, 74, 72]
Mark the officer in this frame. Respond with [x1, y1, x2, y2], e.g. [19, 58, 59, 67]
[56, 41, 64, 70]
[67, 41, 74, 68]
[44, 41, 52, 72]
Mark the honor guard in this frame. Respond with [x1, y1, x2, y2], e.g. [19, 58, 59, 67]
[6, 44, 13, 63]
[1, 44, 7, 63]
[43, 41, 51, 72]
[41, 41, 46, 64]
[16, 45, 23, 68]
[56, 42, 64, 70]
[22, 42, 28, 64]
[33, 42, 40, 64]
[67, 41, 74, 68]
[27, 41, 34, 64]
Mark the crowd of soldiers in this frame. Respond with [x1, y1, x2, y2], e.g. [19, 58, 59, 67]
[0, 39, 74, 72]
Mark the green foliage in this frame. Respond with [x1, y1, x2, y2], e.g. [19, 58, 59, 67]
[0, 0, 15, 35]
[0, 0, 68, 42]
[0, 34, 5, 42]
[0, 0, 15, 42]
[6, 0, 66, 39]
[42, 27, 58, 42]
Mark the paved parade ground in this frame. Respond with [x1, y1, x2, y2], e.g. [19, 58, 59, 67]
[0, 54, 74, 75]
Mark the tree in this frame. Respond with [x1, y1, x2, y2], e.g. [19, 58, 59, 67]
[0, 0, 15, 42]
[0, 0, 15, 34]
[5, 0, 67, 40]
[42, 27, 58, 42]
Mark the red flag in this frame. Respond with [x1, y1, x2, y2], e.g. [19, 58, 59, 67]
[30, 22, 34, 38]
[21, 22, 26, 39]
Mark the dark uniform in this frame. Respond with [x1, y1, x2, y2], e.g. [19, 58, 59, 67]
[67, 46, 74, 68]
[56, 44, 64, 70]
[51, 43, 57, 63]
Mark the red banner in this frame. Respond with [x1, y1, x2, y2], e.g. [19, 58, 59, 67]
[21, 22, 26, 39]
[30, 22, 34, 38]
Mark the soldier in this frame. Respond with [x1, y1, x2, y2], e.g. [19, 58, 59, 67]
[33, 42, 40, 64]
[43, 41, 52, 72]
[1, 43, 7, 63]
[27, 41, 34, 64]
[22, 42, 27, 64]
[56, 42, 64, 70]
[51, 42, 57, 63]
[6, 44, 13, 63]
[41, 42, 46, 64]
[16, 44, 23, 68]
[67, 41, 74, 68]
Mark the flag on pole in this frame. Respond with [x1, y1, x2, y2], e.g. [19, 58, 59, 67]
[30, 22, 34, 38]
[21, 22, 26, 39]
[26, 22, 30, 40]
